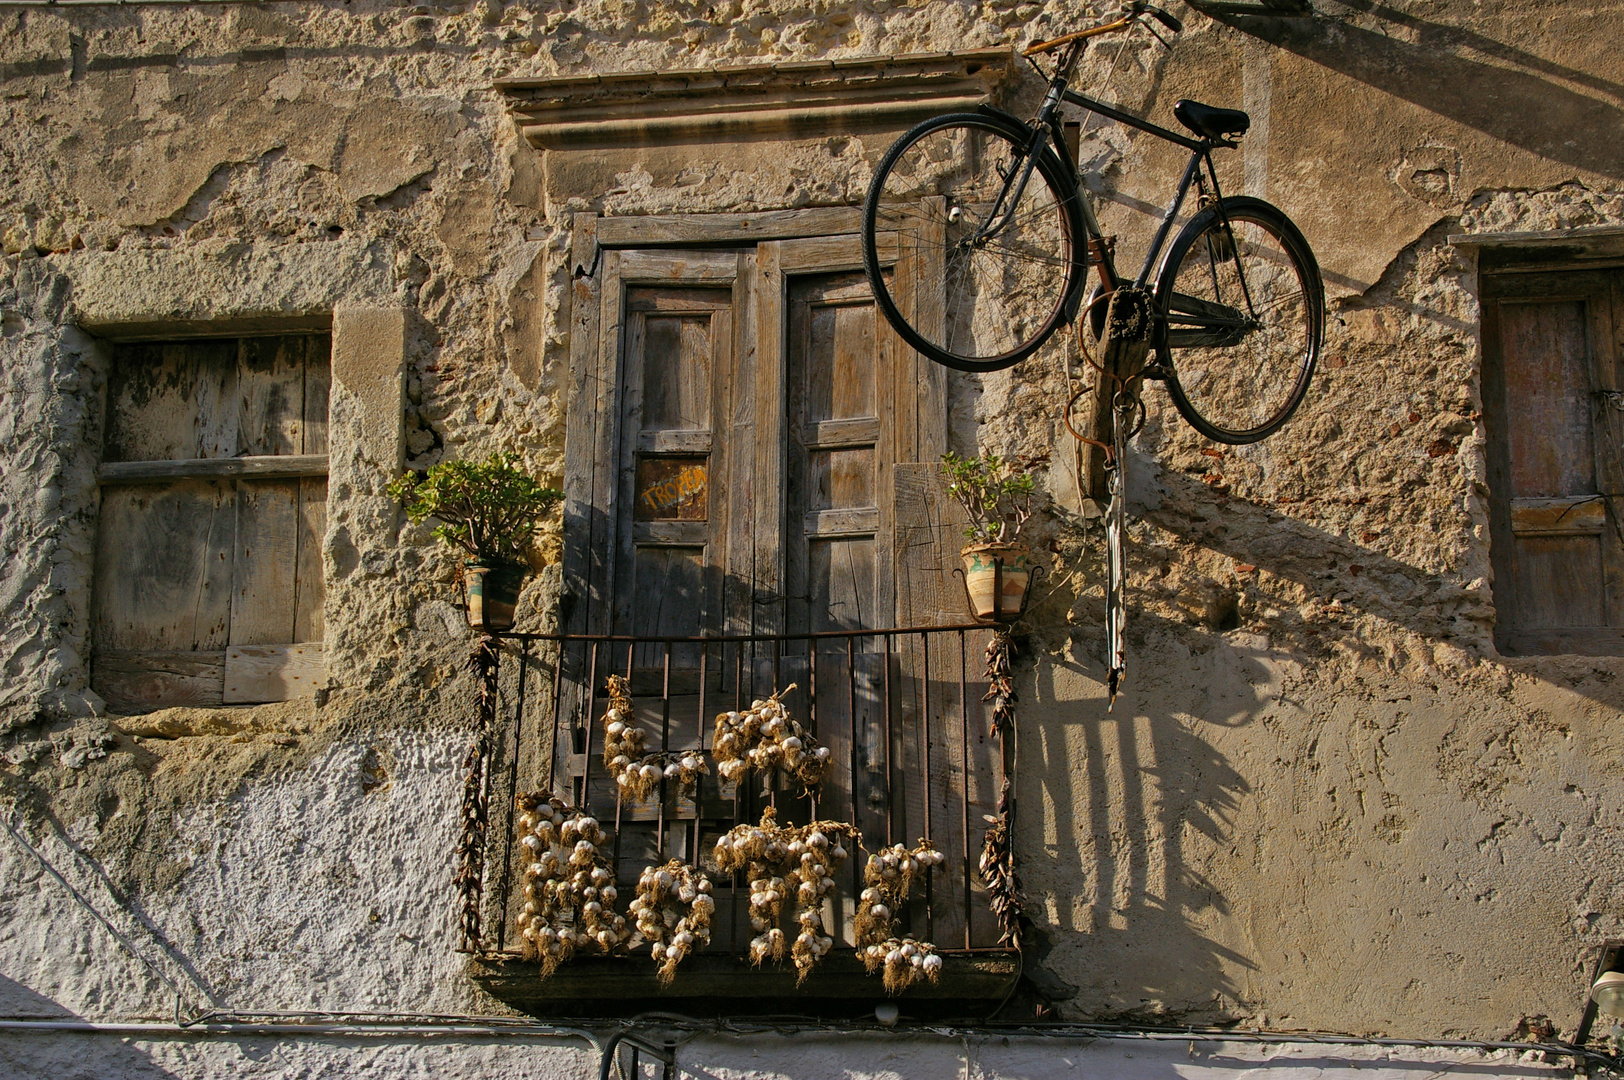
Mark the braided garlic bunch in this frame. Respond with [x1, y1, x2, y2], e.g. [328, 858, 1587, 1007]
[658, 751, 708, 791]
[712, 684, 832, 794]
[713, 809, 792, 963]
[714, 809, 857, 978]
[629, 859, 716, 984]
[855, 840, 947, 993]
[514, 793, 632, 974]
[603, 674, 709, 800]
[786, 824, 854, 983]
[601, 675, 657, 800]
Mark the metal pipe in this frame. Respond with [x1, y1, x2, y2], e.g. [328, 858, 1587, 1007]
[0, 1018, 601, 1047]
[599, 1029, 677, 1080]
[4, 1016, 1610, 1073]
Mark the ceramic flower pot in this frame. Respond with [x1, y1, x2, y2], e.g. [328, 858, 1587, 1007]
[465, 561, 526, 632]
[960, 542, 1032, 622]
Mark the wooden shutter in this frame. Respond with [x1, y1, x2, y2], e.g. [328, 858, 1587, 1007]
[1483, 270, 1624, 654]
[93, 335, 329, 711]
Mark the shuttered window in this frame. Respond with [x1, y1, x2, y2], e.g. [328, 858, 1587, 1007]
[1482, 269, 1624, 654]
[92, 334, 329, 711]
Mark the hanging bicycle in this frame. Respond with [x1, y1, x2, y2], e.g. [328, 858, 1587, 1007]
[862, 2, 1326, 703]
[859, 0, 1325, 445]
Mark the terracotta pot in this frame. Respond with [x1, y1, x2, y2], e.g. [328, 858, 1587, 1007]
[960, 542, 1032, 622]
[465, 561, 526, 632]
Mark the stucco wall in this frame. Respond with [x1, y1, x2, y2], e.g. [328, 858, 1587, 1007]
[1, 1, 1622, 1074]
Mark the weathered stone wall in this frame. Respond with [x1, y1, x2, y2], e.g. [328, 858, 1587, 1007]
[1, 1, 1622, 1073]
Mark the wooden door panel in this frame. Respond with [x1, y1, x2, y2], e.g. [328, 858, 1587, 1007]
[302, 337, 332, 455]
[1499, 298, 1595, 498]
[808, 448, 876, 511]
[785, 268, 894, 640]
[808, 538, 877, 632]
[616, 283, 735, 652]
[1513, 535, 1606, 627]
[293, 476, 327, 643]
[640, 311, 716, 431]
[238, 336, 308, 456]
[103, 340, 239, 462]
[230, 478, 300, 645]
[805, 301, 877, 423]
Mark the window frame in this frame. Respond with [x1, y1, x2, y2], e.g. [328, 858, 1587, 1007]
[1481, 262, 1624, 655]
[91, 332, 332, 710]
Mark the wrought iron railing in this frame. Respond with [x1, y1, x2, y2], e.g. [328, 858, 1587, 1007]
[458, 625, 1020, 973]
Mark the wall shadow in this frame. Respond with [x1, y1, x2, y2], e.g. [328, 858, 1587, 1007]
[1217, 3, 1624, 181]
[0, 974, 182, 1078]
[1021, 610, 1262, 1019]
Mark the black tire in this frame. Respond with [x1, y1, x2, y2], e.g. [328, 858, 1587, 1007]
[1153, 196, 1324, 444]
[862, 113, 1085, 373]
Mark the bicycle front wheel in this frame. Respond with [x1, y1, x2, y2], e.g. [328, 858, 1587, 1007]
[862, 113, 1082, 373]
[1154, 196, 1324, 444]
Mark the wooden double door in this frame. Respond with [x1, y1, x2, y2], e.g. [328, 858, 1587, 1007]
[585, 234, 947, 648]
[556, 219, 964, 812]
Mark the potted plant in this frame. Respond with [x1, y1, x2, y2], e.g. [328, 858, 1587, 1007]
[941, 451, 1040, 622]
[389, 452, 563, 632]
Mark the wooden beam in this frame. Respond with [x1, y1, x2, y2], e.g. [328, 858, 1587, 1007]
[98, 454, 329, 485]
[223, 643, 325, 704]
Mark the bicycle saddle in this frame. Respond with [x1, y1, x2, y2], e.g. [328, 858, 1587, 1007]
[1173, 99, 1250, 141]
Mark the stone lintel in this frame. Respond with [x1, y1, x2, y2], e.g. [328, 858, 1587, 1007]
[496, 49, 1013, 150]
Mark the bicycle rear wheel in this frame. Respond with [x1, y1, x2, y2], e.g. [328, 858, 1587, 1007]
[862, 113, 1083, 373]
[1153, 196, 1323, 444]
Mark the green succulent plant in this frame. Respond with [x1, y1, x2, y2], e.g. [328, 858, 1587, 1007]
[388, 452, 562, 567]
[940, 451, 1039, 546]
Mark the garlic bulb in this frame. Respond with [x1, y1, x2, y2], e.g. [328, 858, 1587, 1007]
[854, 838, 948, 994]
[629, 858, 715, 984]
[711, 684, 830, 795]
[513, 792, 633, 976]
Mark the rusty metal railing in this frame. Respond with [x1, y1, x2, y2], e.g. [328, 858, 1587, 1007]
[462, 625, 1012, 964]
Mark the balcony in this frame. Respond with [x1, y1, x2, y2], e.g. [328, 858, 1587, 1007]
[456, 624, 1022, 1016]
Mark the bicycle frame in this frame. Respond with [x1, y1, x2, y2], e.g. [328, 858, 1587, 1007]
[1009, 46, 1240, 301]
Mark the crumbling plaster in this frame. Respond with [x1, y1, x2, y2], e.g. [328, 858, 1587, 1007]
[0, 0, 1621, 1069]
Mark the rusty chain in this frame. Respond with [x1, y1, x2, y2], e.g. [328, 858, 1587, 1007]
[454, 634, 499, 954]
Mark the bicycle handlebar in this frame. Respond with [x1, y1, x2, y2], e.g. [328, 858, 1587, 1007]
[1021, 1, 1182, 56]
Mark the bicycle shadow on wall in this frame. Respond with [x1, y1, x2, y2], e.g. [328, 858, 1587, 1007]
[1021, 610, 1259, 1020]
[1217, 1, 1624, 181]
